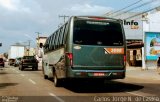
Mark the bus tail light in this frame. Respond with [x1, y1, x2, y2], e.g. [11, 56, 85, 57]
[66, 52, 73, 66]
[124, 55, 126, 65]
[88, 17, 107, 20]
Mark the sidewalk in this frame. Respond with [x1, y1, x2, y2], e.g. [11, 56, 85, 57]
[126, 66, 142, 71]
[126, 66, 160, 80]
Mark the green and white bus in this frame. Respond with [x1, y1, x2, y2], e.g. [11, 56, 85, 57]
[42, 16, 126, 87]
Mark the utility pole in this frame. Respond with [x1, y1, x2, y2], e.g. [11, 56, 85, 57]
[142, 14, 148, 70]
[35, 32, 41, 47]
[35, 32, 41, 40]
[59, 15, 69, 26]
[28, 40, 32, 56]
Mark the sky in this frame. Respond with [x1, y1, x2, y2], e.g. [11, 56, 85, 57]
[0, 0, 159, 53]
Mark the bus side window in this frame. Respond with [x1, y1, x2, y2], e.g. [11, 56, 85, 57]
[59, 27, 64, 47]
[49, 36, 53, 51]
[53, 32, 57, 49]
[57, 28, 62, 48]
[55, 31, 59, 49]
[45, 37, 50, 52]
[51, 34, 55, 50]
[62, 23, 68, 45]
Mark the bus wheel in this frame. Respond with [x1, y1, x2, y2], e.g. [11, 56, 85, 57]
[21, 68, 24, 71]
[35, 67, 38, 71]
[44, 75, 48, 79]
[21, 66, 24, 71]
[54, 73, 61, 87]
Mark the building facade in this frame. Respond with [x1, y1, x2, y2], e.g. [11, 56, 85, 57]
[8, 45, 25, 59]
[143, 10, 160, 69]
[36, 36, 47, 66]
[104, 9, 160, 69]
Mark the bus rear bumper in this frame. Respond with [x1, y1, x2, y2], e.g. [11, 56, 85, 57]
[67, 69, 125, 79]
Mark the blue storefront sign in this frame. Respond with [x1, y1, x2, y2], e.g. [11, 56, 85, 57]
[145, 32, 160, 60]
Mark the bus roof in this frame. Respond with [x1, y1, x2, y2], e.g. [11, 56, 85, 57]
[72, 16, 122, 22]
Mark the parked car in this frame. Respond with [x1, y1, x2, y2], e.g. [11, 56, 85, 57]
[0, 58, 5, 67]
[14, 57, 22, 67]
[8, 59, 15, 66]
[19, 56, 38, 71]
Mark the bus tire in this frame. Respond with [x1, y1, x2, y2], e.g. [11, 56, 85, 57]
[20, 66, 24, 71]
[35, 67, 38, 71]
[44, 75, 48, 79]
[54, 73, 62, 87]
[21, 68, 24, 71]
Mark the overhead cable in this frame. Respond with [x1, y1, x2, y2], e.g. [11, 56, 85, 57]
[105, 0, 143, 16]
[112, 0, 158, 17]
[124, 5, 160, 20]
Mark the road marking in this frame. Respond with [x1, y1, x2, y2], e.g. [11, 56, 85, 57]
[49, 92, 64, 102]
[126, 92, 144, 97]
[20, 74, 25, 77]
[29, 79, 36, 85]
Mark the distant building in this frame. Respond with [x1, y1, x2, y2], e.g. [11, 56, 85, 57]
[8, 45, 25, 59]
[36, 37, 47, 48]
[36, 36, 47, 66]
[24, 47, 36, 56]
[0, 54, 4, 58]
[36, 36, 47, 57]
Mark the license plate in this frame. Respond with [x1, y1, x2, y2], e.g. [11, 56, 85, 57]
[93, 72, 105, 76]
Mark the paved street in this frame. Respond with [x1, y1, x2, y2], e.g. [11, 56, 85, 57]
[0, 64, 160, 102]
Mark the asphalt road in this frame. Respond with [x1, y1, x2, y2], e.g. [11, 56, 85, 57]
[0, 64, 160, 102]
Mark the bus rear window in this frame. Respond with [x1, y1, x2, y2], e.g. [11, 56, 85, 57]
[73, 20, 124, 46]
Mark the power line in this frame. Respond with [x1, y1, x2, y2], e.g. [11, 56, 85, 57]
[27, 40, 32, 56]
[124, 5, 160, 20]
[112, 0, 158, 18]
[58, 15, 69, 28]
[105, 0, 143, 16]
[35, 32, 41, 39]
[59, 15, 69, 23]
